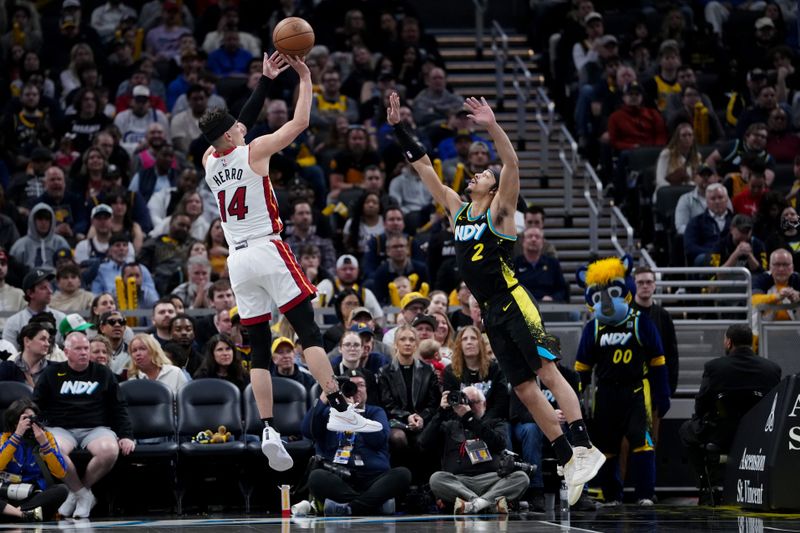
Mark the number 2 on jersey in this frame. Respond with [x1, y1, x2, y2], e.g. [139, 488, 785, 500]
[217, 186, 249, 222]
[471, 243, 484, 262]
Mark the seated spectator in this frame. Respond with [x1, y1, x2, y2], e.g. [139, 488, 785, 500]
[170, 85, 207, 154]
[654, 123, 702, 196]
[513, 227, 568, 303]
[207, 30, 253, 77]
[138, 212, 195, 295]
[32, 165, 88, 245]
[383, 291, 430, 347]
[166, 313, 202, 376]
[412, 68, 463, 128]
[736, 84, 781, 141]
[270, 336, 315, 391]
[322, 288, 363, 353]
[3, 270, 66, 351]
[150, 297, 177, 345]
[171, 256, 212, 310]
[766, 108, 800, 164]
[679, 325, 781, 503]
[8, 146, 51, 215]
[442, 325, 510, 421]
[10, 203, 70, 273]
[607, 81, 668, 152]
[0, 323, 53, 386]
[429, 309, 455, 361]
[193, 279, 236, 348]
[97, 310, 130, 376]
[411, 313, 437, 342]
[144, 1, 192, 65]
[752, 249, 800, 320]
[88, 233, 145, 297]
[362, 206, 425, 273]
[129, 145, 179, 205]
[310, 69, 359, 138]
[449, 281, 473, 330]
[642, 40, 682, 113]
[327, 126, 382, 201]
[286, 200, 337, 274]
[378, 324, 440, 472]
[0, 249, 26, 331]
[316, 255, 384, 323]
[765, 206, 800, 268]
[732, 162, 768, 216]
[706, 123, 775, 183]
[710, 214, 767, 273]
[50, 263, 94, 313]
[89, 334, 111, 365]
[420, 386, 527, 514]
[388, 164, 434, 231]
[202, 6, 261, 57]
[302, 369, 411, 517]
[193, 334, 249, 392]
[343, 191, 385, 257]
[1, 83, 57, 171]
[74, 204, 116, 266]
[113, 85, 169, 155]
[33, 332, 135, 519]
[674, 165, 719, 235]
[126, 333, 188, 392]
[331, 324, 390, 380]
[571, 11, 605, 79]
[684, 184, 733, 266]
[120, 261, 160, 312]
[0, 398, 69, 522]
[367, 234, 429, 305]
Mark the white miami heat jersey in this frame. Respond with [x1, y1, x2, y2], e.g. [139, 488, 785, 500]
[204, 145, 283, 246]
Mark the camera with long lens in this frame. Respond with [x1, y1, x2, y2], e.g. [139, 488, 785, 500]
[313, 455, 351, 479]
[337, 378, 358, 398]
[0, 481, 37, 501]
[447, 390, 469, 407]
[496, 451, 537, 478]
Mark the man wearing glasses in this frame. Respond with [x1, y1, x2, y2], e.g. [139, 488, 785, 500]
[98, 310, 130, 376]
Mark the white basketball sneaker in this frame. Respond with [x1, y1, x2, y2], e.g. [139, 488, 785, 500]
[261, 426, 294, 471]
[327, 404, 383, 433]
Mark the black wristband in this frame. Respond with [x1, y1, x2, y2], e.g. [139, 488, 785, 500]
[392, 122, 427, 162]
[237, 75, 271, 130]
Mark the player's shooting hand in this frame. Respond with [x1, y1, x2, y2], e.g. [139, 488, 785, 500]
[282, 54, 310, 79]
[464, 96, 496, 127]
[386, 92, 401, 126]
[263, 51, 290, 79]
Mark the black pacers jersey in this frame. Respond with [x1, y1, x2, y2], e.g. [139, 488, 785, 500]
[453, 202, 518, 305]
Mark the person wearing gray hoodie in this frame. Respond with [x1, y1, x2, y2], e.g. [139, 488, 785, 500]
[10, 203, 71, 273]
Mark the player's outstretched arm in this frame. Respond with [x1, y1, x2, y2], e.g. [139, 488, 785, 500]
[465, 96, 519, 208]
[238, 51, 289, 131]
[250, 55, 311, 160]
[386, 92, 463, 217]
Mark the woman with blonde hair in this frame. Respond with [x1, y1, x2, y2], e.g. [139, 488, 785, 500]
[654, 122, 702, 196]
[127, 333, 187, 394]
[442, 325, 509, 421]
[60, 43, 95, 98]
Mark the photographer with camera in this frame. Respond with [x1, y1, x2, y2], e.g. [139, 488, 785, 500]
[1, 398, 69, 522]
[301, 369, 411, 516]
[419, 386, 529, 514]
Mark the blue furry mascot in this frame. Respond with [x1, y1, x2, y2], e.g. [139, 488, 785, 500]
[574, 255, 670, 505]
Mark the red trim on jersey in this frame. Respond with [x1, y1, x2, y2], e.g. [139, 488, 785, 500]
[262, 175, 283, 234]
[212, 146, 236, 158]
[279, 290, 312, 314]
[273, 240, 316, 303]
[240, 312, 272, 326]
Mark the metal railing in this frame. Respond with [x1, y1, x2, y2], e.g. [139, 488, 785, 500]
[609, 205, 634, 256]
[652, 266, 752, 318]
[490, 21, 508, 110]
[512, 55, 533, 152]
[583, 161, 603, 256]
[473, 0, 487, 59]
[557, 125, 578, 226]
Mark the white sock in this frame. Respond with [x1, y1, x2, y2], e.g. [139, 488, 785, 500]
[471, 497, 490, 512]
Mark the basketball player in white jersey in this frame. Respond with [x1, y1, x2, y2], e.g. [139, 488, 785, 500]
[200, 52, 382, 472]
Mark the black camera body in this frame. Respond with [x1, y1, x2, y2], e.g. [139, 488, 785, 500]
[314, 456, 351, 479]
[496, 451, 537, 478]
[25, 415, 42, 426]
[338, 378, 358, 399]
[447, 390, 469, 406]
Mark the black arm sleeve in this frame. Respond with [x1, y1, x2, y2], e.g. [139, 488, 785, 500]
[237, 75, 271, 131]
[392, 122, 427, 162]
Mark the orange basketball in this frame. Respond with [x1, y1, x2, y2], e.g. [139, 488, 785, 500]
[273, 17, 315, 57]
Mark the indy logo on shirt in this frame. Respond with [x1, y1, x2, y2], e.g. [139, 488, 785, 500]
[455, 222, 487, 242]
[599, 332, 633, 347]
[60, 381, 100, 395]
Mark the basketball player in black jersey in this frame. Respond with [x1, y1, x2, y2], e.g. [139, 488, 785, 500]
[386, 92, 604, 505]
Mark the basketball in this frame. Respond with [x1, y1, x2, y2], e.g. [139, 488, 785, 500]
[273, 17, 315, 57]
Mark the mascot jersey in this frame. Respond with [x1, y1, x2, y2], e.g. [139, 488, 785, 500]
[575, 309, 665, 386]
[453, 203, 518, 305]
